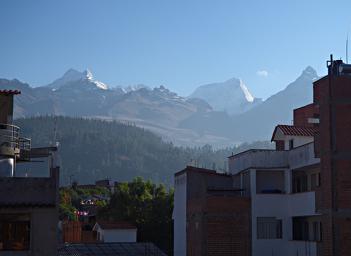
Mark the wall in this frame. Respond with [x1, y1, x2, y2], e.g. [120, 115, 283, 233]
[283, 135, 314, 150]
[103, 229, 137, 243]
[249, 169, 318, 256]
[229, 150, 288, 175]
[315, 72, 351, 256]
[293, 103, 319, 127]
[173, 173, 187, 256]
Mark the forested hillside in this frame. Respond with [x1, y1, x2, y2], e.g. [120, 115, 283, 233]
[15, 116, 273, 185]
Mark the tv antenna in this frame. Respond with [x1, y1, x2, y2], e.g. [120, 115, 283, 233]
[347, 32, 349, 64]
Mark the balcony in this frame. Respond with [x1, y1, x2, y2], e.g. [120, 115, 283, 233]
[228, 149, 289, 175]
[229, 143, 320, 175]
[289, 142, 320, 170]
[0, 123, 31, 158]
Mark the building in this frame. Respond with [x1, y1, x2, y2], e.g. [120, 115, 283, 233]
[0, 90, 60, 255]
[174, 166, 251, 256]
[173, 56, 351, 256]
[58, 242, 167, 256]
[93, 221, 137, 243]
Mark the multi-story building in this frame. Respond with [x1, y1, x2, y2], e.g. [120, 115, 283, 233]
[173, 56, 351, 256]
[0, 90, 59, 255]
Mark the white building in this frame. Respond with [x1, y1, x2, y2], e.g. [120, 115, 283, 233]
[229, 124, 321, 256]
[174, 125, 322, 256]
[93, 221, 137, 243]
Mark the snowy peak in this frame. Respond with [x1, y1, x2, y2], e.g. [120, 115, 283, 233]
[238, 79, 254, 102]
[189, 77, 260, 115]
[301, 66, 318, 80]
[46, 68, 108, 90]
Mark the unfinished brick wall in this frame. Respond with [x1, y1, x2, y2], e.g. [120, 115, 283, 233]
[184, 167, 251, 256]
[314, 73, 351, 256]
[293, 103, 319, 127]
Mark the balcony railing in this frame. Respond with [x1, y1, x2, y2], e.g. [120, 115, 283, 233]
[229, 143, 320, 174]
[289, 142, 319, 169]
[228, 149, 289, 174]
[0, 123, 31, 151]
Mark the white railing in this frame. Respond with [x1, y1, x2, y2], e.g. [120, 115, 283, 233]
[0, 123, 31, 151]
[289, 142, 319, 169]
[229, 149, 289, 174]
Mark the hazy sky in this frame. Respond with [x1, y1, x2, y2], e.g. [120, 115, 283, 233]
[1, 0, 350, 99]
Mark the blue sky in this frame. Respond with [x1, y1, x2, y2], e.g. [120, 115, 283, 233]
[0, 0, 350, 99]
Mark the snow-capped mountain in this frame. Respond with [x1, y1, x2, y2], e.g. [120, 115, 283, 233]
[0, 66, 319, 146]
[122, 84, 150, 93]
[189, 78, 262, 115]
[46, 68, 108, 90]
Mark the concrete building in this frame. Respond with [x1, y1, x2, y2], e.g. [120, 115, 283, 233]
[173, 57, 351, 256]
[174, 166, 251, 256]
[0, 90, 59, 255]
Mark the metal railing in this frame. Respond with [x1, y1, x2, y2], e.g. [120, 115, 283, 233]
[0, 123, 31, 151]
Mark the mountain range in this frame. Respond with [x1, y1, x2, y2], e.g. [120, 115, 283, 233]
[0, 66, 318, 147]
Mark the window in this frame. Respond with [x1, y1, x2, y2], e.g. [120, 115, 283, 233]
[257, 217, 282, 239]
[293, 218, 309, 240]
[293, 217, 322, 241]
[0, 215, 30, 251]
[289, 139, 294, 150]
[310, 173, 320, 190]
[312, 221, 322, 241]
[293, 175, 308, 193]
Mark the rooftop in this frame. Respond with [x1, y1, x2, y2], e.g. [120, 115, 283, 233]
[95, 221, 136, 230]
[271, 125, 318, 141]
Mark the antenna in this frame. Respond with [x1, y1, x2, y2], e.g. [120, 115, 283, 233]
[347, 32, 349, 64]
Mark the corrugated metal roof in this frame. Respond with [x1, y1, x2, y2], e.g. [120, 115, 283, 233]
[58, 243, 167, 256]
[271, 125, 318, 141]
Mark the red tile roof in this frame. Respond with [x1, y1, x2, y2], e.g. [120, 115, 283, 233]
[97, 221, 136, 230]
[0, 90, 21, 95]
[271, 125, 318, 141]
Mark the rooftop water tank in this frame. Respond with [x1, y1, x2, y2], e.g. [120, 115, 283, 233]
[0, 157, 14, 177]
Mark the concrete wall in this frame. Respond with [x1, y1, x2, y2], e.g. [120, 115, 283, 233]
[289, 142, 320, 170]
[229, 150, 288, 175]
[283, 135, 314, 150]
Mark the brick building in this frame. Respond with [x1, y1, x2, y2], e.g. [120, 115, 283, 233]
[173, 166, 251, 256]
[173, 56, 351, 256]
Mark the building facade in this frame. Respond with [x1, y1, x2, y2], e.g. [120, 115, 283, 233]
[173, 57, 351, 256]
[0, 90, 59, 256]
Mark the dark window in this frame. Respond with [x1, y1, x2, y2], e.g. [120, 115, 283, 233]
[289, 139, 294, 150]
[311, 173, 320, 190]
[312, 221, 322, 241]
[0, 215, 30, 251]
[257, 217, 282, 239]
[293, 175, 308, 193]
[293, 218, 309, 240]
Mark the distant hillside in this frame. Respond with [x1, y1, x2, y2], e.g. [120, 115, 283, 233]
[14, 116, 273, 185]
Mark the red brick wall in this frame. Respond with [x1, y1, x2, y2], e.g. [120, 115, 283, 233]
[187, 196, 251, 256]
[314, 73, 351, 256]
[293, 103, 319, 127]
[206, 196, 251, 256]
